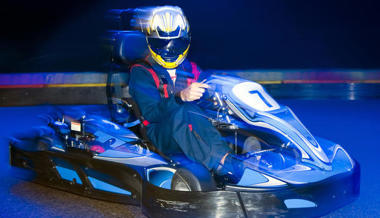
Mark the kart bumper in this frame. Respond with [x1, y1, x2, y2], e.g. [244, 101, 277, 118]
[142, 161, 360, 217]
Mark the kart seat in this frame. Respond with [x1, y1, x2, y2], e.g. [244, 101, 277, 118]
[106, 30, 162, 153]
[111, 31, 150, 66]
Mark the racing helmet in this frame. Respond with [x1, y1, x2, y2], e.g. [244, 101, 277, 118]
[145, 6, 190, 69]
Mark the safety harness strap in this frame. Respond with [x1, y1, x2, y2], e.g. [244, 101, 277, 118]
[131, 64, 160, 89]
[130, 64, 169, 126]
[131, 64, 169, 99]
[187, 61, 201, 86]
[130, 62, 201, 126]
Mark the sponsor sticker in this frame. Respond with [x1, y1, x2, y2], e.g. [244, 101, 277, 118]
[71, 121, 81, 132]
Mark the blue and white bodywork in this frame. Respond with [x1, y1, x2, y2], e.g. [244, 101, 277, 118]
[204, 75, 356, 187]
[9, 74, 359, 217]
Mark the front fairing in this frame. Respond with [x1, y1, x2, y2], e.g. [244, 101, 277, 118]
[204, 75, 355, 185]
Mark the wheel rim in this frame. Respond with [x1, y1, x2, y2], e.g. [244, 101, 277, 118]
[173, 178, 191, 191]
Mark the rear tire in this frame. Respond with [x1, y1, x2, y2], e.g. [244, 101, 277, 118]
[171, 163, 216, 192]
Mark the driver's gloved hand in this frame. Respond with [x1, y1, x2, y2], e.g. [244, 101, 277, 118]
[179, 81, 210, 102]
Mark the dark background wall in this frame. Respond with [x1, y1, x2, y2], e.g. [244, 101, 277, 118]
[1, 0, 380, 72]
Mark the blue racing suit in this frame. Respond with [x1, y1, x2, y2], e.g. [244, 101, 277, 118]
[129, 57, 230, 171]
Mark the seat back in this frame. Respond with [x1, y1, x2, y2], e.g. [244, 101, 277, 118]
[112, 30, 149, 66]
[106, 30, 154, 144]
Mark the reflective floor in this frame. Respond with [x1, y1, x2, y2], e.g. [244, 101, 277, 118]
[0, 100, 379, 217]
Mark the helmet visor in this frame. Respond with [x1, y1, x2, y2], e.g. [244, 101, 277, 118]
[147, 36, 190, 62]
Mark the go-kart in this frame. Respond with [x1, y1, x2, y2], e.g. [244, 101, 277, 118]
[9, 72, 360, 217]
[9, 11, 360, 216]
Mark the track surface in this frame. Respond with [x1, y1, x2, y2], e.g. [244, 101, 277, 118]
[0, 100, 379, 217]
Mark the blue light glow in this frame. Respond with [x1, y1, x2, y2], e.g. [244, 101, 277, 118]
[88, 176, 131, 195]
[237, 168, 268, 186]
[55, 166, 82, 184]
[147, 170, 174, 189]
[284, 199, 317, 209]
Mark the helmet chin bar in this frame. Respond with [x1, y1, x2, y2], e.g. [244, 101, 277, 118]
[148, 45, 189, 69]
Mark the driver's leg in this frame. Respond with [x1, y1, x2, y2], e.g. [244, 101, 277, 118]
[148, 103, 245, 183]
[169, 103, 231, 170]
